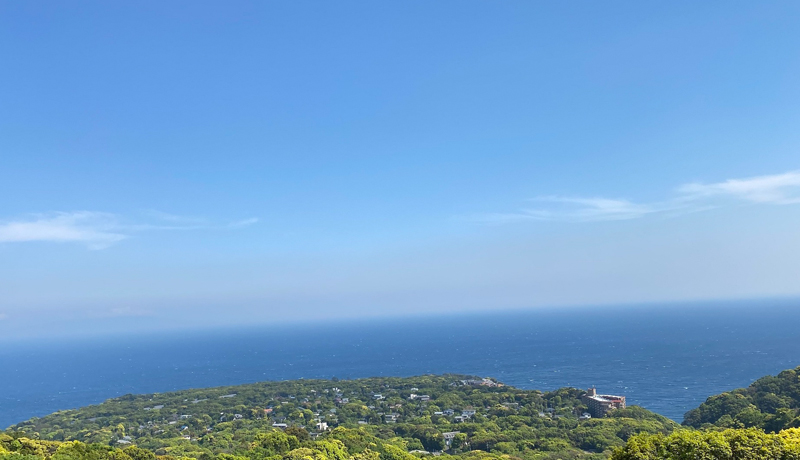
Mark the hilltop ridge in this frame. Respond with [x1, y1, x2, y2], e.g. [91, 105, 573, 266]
[683, 365, 800, 431]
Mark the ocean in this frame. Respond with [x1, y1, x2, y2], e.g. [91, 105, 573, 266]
[2, 300, 800, 429]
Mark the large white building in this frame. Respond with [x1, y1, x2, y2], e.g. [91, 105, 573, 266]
[581, 387, 626, 417]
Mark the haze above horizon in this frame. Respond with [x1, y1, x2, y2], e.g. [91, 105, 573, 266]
[3, 2, 800, 340]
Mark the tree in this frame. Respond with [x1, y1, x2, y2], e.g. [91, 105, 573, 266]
[122, 447, 156, 460]
[284, 428, 310, 443]
[250, 431, 299, 455]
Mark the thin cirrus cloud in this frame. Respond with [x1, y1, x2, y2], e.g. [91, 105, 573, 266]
[228, 217, 260, 228]
[678, 170, 800, 204]
[477, 170, 800, 224]
[0, 211, 258, 250]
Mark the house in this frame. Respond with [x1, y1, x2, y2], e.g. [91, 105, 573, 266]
[316, 422, 329, 431]
[461, 410, 476, 417]
[581, 388, 626, 417]
[580, 413, 592, 420]
[419, 395, 431, 401]
[272, 423, 288, 429]
[443, 409, 455, 416]
[384, 413, 399, 423]
[442, 432, 460, 448]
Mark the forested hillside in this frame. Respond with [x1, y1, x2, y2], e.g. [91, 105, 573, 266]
[683, 366, 800, 431]
[5, 375, 675, 460]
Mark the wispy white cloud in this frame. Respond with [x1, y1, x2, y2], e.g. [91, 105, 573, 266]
[228, 217, 259, 228]
[0, 212, 126, 249]
[0, 210, 258, 249]
[678, 170, 800, 204]
[554, 197, 663, 221]
[475, 201, 653, 225]
[475, 170, 800, 224]
[477, 197, 682, 224]
[142, 210, 209, 225]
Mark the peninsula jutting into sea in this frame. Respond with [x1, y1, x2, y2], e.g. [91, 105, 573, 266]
[5, 367, 800, 460]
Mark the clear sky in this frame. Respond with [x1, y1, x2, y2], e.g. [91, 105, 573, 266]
[2, 1, 800, 340]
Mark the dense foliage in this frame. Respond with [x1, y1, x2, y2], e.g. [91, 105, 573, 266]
[611, 427, 800, 460]
[5, 375, 676, 460]
[683, 366, 800, 432]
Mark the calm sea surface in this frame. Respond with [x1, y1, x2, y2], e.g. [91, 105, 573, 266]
[2, 300, 800, 429]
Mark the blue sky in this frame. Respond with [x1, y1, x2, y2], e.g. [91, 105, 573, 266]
[2, 1, 800, 339]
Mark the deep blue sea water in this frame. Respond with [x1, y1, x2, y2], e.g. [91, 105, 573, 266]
[2, 300, 800, 429]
